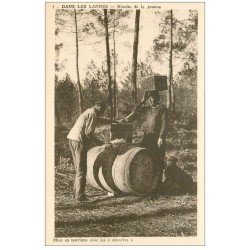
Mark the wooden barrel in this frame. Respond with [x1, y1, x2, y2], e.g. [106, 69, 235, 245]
[86, 143, 162, 196]
[86, 145, 107, 191]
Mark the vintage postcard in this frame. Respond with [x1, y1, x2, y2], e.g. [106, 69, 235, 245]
[46, 2, 204, 245]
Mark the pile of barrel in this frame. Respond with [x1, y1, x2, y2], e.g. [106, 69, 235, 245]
[86, 143, 162, 196]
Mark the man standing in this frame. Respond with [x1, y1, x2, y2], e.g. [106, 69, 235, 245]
[124, 91, 168, 152]
[67, 102, 113, 202]
[121, 91, 168, 194]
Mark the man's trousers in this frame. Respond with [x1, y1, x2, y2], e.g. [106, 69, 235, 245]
[68, 140, 87, 200]
[140, 133, 166, 194]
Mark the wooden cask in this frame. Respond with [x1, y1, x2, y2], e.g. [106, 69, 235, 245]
[87, 144, 131, 193]
[138, 75, 168, 92]
[86, 144, 162, 196]
[110, 123, 133, 143]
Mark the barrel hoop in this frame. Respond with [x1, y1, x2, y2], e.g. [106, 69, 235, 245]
[95, 148, 122, 193]
[86, 145, 107, 191]
[124, 147, 145, 194]
[93, 153, 109, 191]
[98, 167, 113, 193]
[112, 147, 144, 194]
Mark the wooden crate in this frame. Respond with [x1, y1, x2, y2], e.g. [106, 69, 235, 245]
[138, 75, 168, 92]
[110, 123, 133, 143]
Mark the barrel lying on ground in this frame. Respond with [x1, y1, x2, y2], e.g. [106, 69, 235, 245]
[86, 143, 162, 196]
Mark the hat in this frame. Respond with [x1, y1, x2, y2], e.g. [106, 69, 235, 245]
[95, 100, 106, 108]
[147, 90, 160, 100]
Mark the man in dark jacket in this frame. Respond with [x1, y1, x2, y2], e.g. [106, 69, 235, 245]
[121, 91, 169, 194]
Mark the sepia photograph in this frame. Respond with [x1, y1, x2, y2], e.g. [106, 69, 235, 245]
[46, 2, 204, 245]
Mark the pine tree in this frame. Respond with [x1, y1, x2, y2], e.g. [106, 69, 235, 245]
[131, 10, 140, 106]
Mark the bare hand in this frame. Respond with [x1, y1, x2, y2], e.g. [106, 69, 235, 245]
[118, 118, 126, 123]
[140, 92, 147, 104]
[157, 138, 165, 148]
[104, 143, 112, 149]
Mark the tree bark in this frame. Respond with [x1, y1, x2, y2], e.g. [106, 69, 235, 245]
[131, 10, 140, 106]
[55, 100, 61, 126]
[168, 9, 173, 112]
[112, 11, 117, 120]
[104, 9, 113, 119]
[74, 9, 83, 114]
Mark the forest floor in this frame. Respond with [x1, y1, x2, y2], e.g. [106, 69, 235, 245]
[54, 117, 197, 237]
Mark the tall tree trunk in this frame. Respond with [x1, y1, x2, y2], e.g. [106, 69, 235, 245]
[131, 10, 140, 106]
[104, 9, 113, 119]
[55, 100, 61, 126]
[112, 11, 117, 120]
[168, 10, 174, 111]
[168, 9, 174, 112]
[74, 9, 83, 113]
[172, 83, 176, 112]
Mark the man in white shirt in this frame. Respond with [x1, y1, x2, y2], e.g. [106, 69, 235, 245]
[67, 102, 113, 202]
